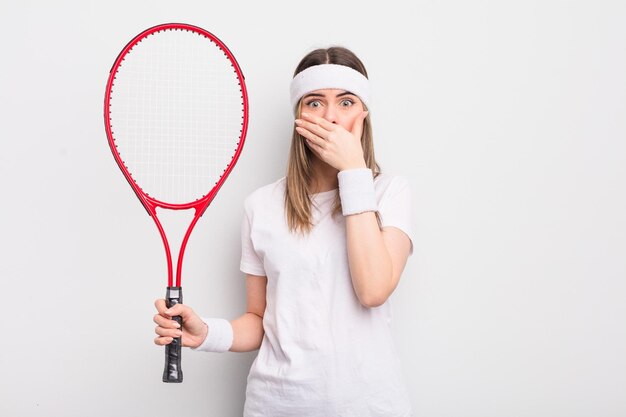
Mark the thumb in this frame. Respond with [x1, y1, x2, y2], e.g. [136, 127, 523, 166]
[351, 111, 368, 138]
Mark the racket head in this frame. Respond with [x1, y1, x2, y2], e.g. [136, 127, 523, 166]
[104, 23, 248, 212]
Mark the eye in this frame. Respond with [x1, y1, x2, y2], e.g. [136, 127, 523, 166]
[340, 99, 354, 107]
[305, 100, 322, 108]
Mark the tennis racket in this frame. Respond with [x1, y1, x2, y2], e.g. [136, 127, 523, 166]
[103, 23, 248, 383]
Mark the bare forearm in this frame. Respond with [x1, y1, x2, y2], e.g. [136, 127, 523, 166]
[346, 211, 393, 307]
[229, 312, 264, 352]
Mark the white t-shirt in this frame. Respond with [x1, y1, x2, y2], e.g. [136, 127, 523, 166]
[240, 172, 414, 417]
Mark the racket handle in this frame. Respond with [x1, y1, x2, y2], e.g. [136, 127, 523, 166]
[163, 286, 183, 383]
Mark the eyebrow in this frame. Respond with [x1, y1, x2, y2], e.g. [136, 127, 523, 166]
[302, 91, 357, 100]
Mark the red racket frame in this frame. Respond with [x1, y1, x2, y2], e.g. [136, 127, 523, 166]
[104, 23, 249, 289]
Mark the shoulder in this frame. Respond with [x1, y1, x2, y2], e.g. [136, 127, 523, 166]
[373, 172, 412, 197]
[243, 176, 286, 213]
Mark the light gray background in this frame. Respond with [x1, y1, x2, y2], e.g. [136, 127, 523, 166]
[1, 1, 625, 416]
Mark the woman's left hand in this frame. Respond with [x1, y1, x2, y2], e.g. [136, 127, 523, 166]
[295, 111, 369, 171]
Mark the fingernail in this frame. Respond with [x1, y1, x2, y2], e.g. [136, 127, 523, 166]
[172, 321, 180, 328]
[165, 309, 172, 315]
[176, 330, 183, 336]
[295, 119, 302, 125]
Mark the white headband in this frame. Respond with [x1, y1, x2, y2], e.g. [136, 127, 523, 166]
[289, 64, 371, 114]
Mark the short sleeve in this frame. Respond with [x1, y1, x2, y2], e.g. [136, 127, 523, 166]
[377, 176, 415, 256]
[240, 204, 266, 276]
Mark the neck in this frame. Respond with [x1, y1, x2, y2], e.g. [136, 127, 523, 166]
[310, 157, 339, 193]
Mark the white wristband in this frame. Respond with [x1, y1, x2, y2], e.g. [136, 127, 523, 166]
[337, 168, 378, 216]
[192, 318, 233, 353]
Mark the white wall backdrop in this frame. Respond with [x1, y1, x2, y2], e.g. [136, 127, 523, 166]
[1, 1, 624, 416]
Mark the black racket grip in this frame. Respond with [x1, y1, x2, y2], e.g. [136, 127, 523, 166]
[163, 286, 183, 383]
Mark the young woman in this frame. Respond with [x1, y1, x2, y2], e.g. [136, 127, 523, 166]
[154, 46, 415, 416]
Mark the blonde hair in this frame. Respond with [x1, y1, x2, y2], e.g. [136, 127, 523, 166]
[284, 47, 382, 235]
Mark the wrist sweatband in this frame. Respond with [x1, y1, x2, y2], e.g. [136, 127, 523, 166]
[192, 318, 233, 353]
[289, 64, 371, 115]
[337, 168, 378, 216]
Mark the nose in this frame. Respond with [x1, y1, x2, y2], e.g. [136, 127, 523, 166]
[323, 105, 337, 124]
